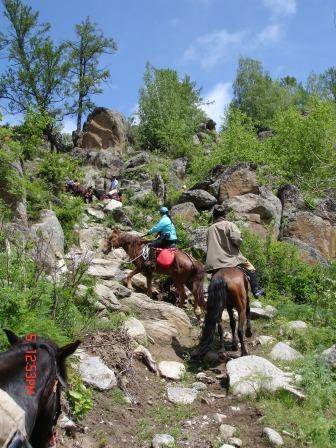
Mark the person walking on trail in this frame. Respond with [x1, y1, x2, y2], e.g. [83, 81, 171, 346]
[144, 206, 177, 267]
[205, 205, 265, 298]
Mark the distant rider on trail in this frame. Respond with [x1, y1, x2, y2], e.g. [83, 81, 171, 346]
[205, 205, 265, 298]
[144, 206, 177, 268]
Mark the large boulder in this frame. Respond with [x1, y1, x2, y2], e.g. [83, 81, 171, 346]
[171, 157, 188, 179]
[79, 224, 106, 253]
[81, 108, 127, 154]
[171, 202, 199, 222]
[226, 355, 304, 398]
[76, 350, 117, 391]
[72, 149, 124, 177]
[218, 165, 259, 202]
[119, 292, 192, 344]
[190, 227, 208, 256]
[125, 152, 149, 169]
[30, 210, 64, 273]
[321, 344, 336, 369]
[281, 210, 336, 263]
[180, 189, 217, 210]
[225, 187, 282, 239]
[152, 174, 166, 204]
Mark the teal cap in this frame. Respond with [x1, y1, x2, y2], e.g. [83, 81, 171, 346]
[159, 206, 168, 214]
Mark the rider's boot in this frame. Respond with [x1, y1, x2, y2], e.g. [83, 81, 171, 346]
[248, 271, 265, 298]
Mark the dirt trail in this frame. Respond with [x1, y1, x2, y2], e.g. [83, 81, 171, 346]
[58, 315, 269, 448]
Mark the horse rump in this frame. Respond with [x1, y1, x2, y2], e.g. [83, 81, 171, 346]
[193, 275, 227, 357]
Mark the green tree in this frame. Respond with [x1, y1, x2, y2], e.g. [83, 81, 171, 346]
[66, 17, 117, 133]
[138, 64, 206, 155]
[232, 57, 290, 130]
[0, 0, 70, 149]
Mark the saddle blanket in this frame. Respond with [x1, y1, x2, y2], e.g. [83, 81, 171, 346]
[0, 388, 27, 448]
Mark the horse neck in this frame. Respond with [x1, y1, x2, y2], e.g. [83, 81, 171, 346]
[120, 236, 144, 259]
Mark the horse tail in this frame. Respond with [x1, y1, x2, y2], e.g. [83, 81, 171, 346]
[195, 275, 227, 357]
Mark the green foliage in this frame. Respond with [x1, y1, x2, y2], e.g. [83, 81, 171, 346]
[138, 63, 205, 155]
[53, 194, 84, 248]
[37, 153, 81, 193]
[67, 371, 93, 419]
[259, 356, 336, 447]
[65, 16, 117, 131]
[0, 0, 70, 116]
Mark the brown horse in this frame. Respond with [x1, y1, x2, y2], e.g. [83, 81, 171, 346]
[194, 267, 252, 357]
[102, 228, 206, 317]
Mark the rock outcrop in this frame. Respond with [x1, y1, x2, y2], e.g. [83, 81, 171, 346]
[79, 108, 127, 154]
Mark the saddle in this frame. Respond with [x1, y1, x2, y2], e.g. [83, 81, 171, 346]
[156, 248, 177, 269]
[0, 389, 27, 447]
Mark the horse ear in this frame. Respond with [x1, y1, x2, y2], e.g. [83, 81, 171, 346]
[57, 340, 81, 360]
[3, 329, 21, 345]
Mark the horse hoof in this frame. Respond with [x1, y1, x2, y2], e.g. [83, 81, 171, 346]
[245, 329, 253, 338]
[231, 344, 239, 352]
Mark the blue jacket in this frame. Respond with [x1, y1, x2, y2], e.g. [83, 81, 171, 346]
[148, 215, 177, 241]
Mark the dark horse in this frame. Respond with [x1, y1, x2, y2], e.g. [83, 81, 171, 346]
[194, 267, 252, 357]
[102, 228, 206, 318]
[0, 329, 80, 448]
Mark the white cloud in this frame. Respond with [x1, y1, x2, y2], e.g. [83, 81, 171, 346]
[61, 117, 76, 134]
[262, 0, 296, 17]
[182, 29, 245, 68]
[256, 23, 282, 45]
[201, 82, 232, 127]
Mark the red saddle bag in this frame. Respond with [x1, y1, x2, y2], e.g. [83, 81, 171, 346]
[156, 248, 176, 269]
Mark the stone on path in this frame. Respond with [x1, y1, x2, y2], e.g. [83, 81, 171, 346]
[255, 335, 276, 346]
[250, 300, 263, 308]
[88, 258, 119, 279]
[287, 320, 308, 332]
[226, 355, 305, 398]
[77, 351, 117, 391]
[263, 427, 284, 446]
[104, 199, 122, 212]
[192, 381, 207, 391]
[321, 344, 336, 369]
[94, 283, 121, 310]
[123, 317, 147, 344]
[228, 438, 243, 447]
[152, 434, 175, 448]
[219, 424, 236, 440]
[158, 361, 185, 380]
[219, 445, 235, 448]
[270, 342, 303, 362]
[167, 386, 198, 404]
[86, 207, 105, 220]
[250, 307, 274, 319]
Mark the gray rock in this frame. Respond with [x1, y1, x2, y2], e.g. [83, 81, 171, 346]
[228, 438, 242, 447]
[103, 199, 122, 212]
[86, 207, 105, 220]
[265, 305, 277, 315]
[123, 317, 147, 344]
[250, 300, 263, 308]
[214, 413, 227, 423]
[152, 174, 166, 203]
[167, 386, 198, 404]
[77, 351, 117, 390]
[287, 320, 308, 332]
[94, 283, 121, 310]
[120, 179, 141, 192]
[218, 445, 235, 448]
[171, 202, 199, 222]
[158, 361, 186, 380]
[125, 152, 149, 169]
[120, 292, 191, 344]
[152, 434, 175, 448]
[218, 165, 259, 202]
[219, 424, 236, 440]
[131, 190, 153, 202]
[270, 342, 303, 362]
[112, 207, 133, 227]
[59, 415, 77, 430]
[321, 344, 336, 369]
[171, 157, 188, 179]
[250, 307, 273, 320]
[262, 427, 284, 446]
[131, 273, 148, 291]
[110, 282, 132, 298]
[191, 381, 207, 391]
[180, 189, 217, 210]
[31, 209, 65, 274]
[255, 335, 276, 346]
[227, 355, 305, 398]
[79, 224, 106, 253]
[88, 258, 119, 279]
[190, 226, 208, 255]
[281, 237, 328, 265]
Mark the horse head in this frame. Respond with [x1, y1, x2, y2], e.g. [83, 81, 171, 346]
[1, 330, 81, 448]
[102, 228, 122, 254]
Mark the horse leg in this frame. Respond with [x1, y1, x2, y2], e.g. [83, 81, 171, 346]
[227, 307, 238, 351]
[237, 309, 248, 356]
[175, 281, 188, 309]
[146, 272, 153, 299]
[126, 266, 141, 290]
[245, 297, 253, 338]
[217, 321, 225, 350]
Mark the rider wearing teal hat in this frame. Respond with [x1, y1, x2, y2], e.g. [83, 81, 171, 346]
[145, 206, 177, 267]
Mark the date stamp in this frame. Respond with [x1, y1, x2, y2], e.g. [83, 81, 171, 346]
[25, 333, 37, 396]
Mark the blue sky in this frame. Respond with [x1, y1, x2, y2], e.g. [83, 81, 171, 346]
[0, 0, 335, 131]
